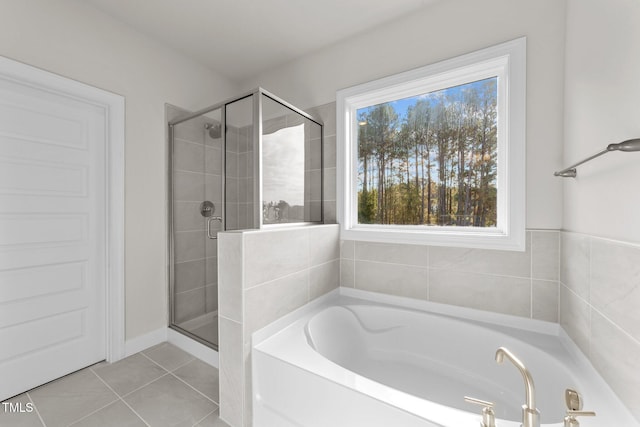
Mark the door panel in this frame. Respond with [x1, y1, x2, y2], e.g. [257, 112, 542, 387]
[0, 72, 106, 400]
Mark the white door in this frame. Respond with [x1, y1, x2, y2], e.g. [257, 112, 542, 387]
[0, 66, 108, 400]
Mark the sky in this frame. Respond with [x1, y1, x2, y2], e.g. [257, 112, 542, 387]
[262, 123, 305, 205]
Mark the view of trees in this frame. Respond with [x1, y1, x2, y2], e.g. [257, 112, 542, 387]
[357, 77, 498, 227]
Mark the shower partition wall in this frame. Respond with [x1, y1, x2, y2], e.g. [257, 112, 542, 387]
[168, 88, 323, 349]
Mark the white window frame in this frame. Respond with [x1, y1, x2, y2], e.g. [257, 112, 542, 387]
[337, 38, 526, 251]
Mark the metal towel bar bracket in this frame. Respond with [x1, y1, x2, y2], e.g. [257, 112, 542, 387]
[554, 138, 640, 178]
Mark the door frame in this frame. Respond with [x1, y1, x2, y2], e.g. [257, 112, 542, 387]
[0, 55, 126, 363]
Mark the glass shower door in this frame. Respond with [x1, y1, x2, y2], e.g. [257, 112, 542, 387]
[169, 107, 222, 348]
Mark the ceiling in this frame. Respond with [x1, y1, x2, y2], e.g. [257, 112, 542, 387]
[84, 0, 441, 83]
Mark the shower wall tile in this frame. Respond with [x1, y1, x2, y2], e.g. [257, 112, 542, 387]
[173, 139, 204, 173]
[532, 230, 559, 280]
[560, 232, 590, 300]
[173, 230, 204, 263]
[174, 287, 206, 324]
[323, 201, 336, 224]
[559, 231, 640, 422]
[532, 279, 559, 322]
[559, 284, 590, 355]
[429, 269, 530, 317]
[227, 152, 239, 178]
[243, 229, 309, 288]
[341, 230, 561, 321]
[309, 140, 322, 170]
[429, 232, 531, 277]
[590, 311, 640, 420]
[323, 135, 336, 168]
[205, 135, 222, 149]
[340, 259, 355, 288]
[205, 256, 218, 285]
[355, 241, 428, 267]
[205, 174, 222, 204]
[173, 119, 206, 144]
[174, 259, 206, 294]
[308, 169, 322, 202]
[340, 240, 355, 260]
[310, 260, 340, 299]
[324, 167, 336, 201]
[218, 233, 243, 323]
[355, 260, 428, 300]
[244, 270, 309, 335]
[590, 238, 640, 342]
[306, 102, 336, 137]
[173, 202, 203, 232]
[205, 147, 222, 174]
[226, 178, 240, 204]
[218, 316, 243, 427]
[226, 127, 238, 153]
[173, 171, 205, 202]
[308, 225, 339, 265]
[205, 284, 218, 314]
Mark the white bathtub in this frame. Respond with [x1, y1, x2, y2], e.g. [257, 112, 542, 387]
[252, 288, 637, 427]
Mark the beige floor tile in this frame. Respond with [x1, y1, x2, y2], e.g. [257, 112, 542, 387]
[123, 375, 217, 427]
[173, 359, 219, 403]
[195, 410, 231, 426]
[29, 369, 118, 427]
[69, 400, 146, 427]
[0, 393, 43, 427]
[93, 353, 167, 396]
[143, 343, 194, 371]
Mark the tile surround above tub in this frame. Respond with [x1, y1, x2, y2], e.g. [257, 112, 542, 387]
[340, 230, 560, 322]
[559, 231, 640, 421]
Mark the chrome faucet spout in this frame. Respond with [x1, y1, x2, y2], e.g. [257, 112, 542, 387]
[496, 347, 539, 427]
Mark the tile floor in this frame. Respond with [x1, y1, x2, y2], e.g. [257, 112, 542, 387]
[0, 343, 230, 427]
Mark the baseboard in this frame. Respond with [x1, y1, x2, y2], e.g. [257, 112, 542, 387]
[124, 327, 168, 357]
[168, 328, 219, 368]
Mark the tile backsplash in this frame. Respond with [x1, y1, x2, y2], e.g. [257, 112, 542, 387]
[340, 230, 560, 322]
[560, 232, 640, 421]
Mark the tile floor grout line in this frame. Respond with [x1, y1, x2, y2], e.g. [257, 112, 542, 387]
[88, 367, 151, 427]
[169, 370, 219, 406]
[26, 392, 47, 427]
[139, 348, 195, 373]
[191, 409, 219, 427]
[139, 346, 219, 405]
[119, 372, 172, 400]
[60, 369, 122, 426]
[89, 361, 170, 399]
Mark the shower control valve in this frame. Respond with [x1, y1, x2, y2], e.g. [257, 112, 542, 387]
[464, 396, 495, 427]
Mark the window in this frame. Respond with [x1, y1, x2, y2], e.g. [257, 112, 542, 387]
[337, 38, 526, 250]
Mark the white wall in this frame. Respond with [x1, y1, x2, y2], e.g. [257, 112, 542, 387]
[240, 0, 567, 230]
[561, 0, 640, 420]
[0, 0, 239, 340]
[563, 0, 640, 243]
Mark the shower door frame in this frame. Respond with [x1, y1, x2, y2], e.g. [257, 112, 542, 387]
[167, 88, 324, 349]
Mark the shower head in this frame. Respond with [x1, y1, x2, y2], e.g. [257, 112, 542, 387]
[205, 123, 222, 139]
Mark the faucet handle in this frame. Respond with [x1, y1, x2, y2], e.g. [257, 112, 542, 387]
[564, 410, 596, 427]
[464, 396, 496, 427]
[565, 388, 583, 411]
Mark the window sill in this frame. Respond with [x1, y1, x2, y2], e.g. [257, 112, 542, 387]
[340, 226, 526, 251]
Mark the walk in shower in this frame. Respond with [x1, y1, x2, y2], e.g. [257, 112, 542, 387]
[167, 88, 323, 349]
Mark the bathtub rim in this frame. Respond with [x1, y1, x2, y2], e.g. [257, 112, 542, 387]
[252, 288, 638, 427]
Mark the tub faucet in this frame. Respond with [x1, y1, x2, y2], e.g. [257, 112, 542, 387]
[495, 347, 539, 427]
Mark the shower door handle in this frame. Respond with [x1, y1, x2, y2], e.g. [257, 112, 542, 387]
[207, 216, 222, 239]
